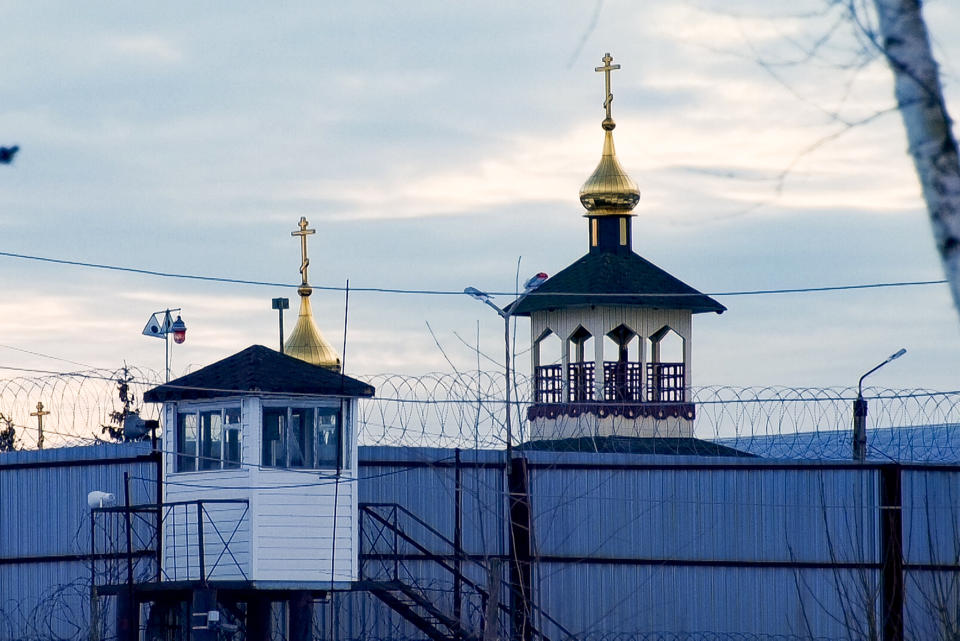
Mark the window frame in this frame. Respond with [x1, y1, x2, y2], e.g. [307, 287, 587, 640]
[260, 400, 346, 471]
[174, 404, 242, 473]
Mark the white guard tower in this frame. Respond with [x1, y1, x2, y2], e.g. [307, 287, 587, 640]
[143, 217, 371, 589]
[108, 218, 373, 641]
[145, 344, 373, 587]
[510, 53, 725, 442]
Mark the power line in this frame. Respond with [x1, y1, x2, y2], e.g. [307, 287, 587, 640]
[0, 344, 98, 370]
[0, 249, 948, 298]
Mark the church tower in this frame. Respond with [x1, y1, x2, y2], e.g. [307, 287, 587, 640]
[511, 53, 725, 441]
[284, 216, 342, 370]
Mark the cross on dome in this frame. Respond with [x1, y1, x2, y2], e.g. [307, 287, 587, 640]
[283, 217, 341, 371]
[291, 216, 316, 291]
[595, 52, 621, 130]
[579, 52, 639, 217]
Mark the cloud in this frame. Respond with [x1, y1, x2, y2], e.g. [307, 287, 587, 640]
[106, 35, 184, 64]
[1, 0, 959, 395]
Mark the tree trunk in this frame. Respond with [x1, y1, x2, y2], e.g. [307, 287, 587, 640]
[872, 0, 960, 317]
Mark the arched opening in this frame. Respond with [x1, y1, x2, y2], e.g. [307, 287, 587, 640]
[603, 324, 641, 401]
[648, 326, 686, 402]
[534, 330, 563, 403]
[567, 326, 595, 402]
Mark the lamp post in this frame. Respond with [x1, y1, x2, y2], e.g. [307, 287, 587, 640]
[853, 348, 906, 462]
[464, 273, 547, 459]
[272, 297, 290, 353]
[142, 309, 187, 382]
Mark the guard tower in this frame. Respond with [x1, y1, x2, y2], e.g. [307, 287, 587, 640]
[146, 344, 372, 587]
[511, 53, 725, 441]
[94, 219, 373, 641]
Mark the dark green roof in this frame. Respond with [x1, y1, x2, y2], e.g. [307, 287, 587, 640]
[509, 251, 725, 315]
[518, 436, 752, 457]
[144, 344, 374, 403]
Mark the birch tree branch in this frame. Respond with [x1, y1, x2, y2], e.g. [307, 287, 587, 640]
[871, 0, 960, 317]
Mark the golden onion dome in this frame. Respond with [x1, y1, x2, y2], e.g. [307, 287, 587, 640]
[579, 129, 640, 215]
[283, 295, 340, 372]
[284, 295, 342, 371]
[283, 216, 342, 371]
[579, 52, 640, 216]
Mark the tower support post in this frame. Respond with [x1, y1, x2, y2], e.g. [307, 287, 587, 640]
[288, 591, 314, 641]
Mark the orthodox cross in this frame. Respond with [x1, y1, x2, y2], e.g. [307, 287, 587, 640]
[30, 401, 50, 450]
[595, 52, 621, 124]
[291, 216, 316, 287]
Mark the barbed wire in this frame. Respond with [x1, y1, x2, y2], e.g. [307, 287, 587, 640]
[2, 367, 960, 460]
[0, 366, 163, 449]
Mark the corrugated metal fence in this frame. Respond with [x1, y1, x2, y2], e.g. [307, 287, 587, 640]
[4, 444, 960, 640]
[0, 443, 159, 641]
[329, 448, 960, 641]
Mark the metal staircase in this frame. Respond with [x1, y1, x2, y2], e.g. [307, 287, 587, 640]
[358, 502, 572, 641]
[360, 579, 474, 641]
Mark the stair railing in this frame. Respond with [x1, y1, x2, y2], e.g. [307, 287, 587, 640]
[359, 502, 575, 641]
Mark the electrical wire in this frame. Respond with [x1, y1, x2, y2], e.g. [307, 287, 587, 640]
[0, 344, 98, 370]
[0, 249, 948, 298]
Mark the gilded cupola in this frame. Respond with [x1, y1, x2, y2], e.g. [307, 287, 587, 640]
[579, 52, 641, 217]
[283, 217, 342, 371]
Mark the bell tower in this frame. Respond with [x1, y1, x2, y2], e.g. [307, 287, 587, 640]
[511, 53, 725, 441]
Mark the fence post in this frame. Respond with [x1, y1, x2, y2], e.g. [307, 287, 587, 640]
[454, 448, 463, 636]
[197, 502, 206, 583]
[358, 505, 364, 581]
[392, 506, 399, 582]
[154, 449, 163, 582]
[89, 510, 99, 641]
[508, 456, 533, 641]
[880, 464, 904, 641]
[124, 473, 134, 589]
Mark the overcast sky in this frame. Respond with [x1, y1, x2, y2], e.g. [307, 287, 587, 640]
[2, 0, 959, 393]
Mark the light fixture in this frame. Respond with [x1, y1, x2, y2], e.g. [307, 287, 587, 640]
[464, 273, 547, 458]
[87, 491, 116, 509]
[853, 348, 907, 462]
[142, 308, 186, 382]
[272, 297, 290, 353]
[171, 316, 187, 344]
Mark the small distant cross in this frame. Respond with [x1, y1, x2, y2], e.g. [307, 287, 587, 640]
[595, 52, 621, 123]
[291, 216, 316, 287]
[30, 401, 50, 450]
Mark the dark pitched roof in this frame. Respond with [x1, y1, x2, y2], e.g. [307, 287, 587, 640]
[143, 344, 374, 403]
[509, 251, 726, 315]
[517, 435, 753, 457]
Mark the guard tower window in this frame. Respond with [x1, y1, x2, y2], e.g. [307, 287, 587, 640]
[176, 407, 241, 472]
[262, 405, 342, 470]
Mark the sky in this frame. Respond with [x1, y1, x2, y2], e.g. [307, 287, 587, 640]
[2, 0, 960, 394]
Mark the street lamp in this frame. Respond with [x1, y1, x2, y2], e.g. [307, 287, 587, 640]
[853, 348, 906, 462]
[142, 308, 187, 382]
[464, 273, 547, 459]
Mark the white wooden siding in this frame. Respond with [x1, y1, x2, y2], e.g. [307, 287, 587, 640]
[162, 397, 360, 586]
[251, 471, 357, 583]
